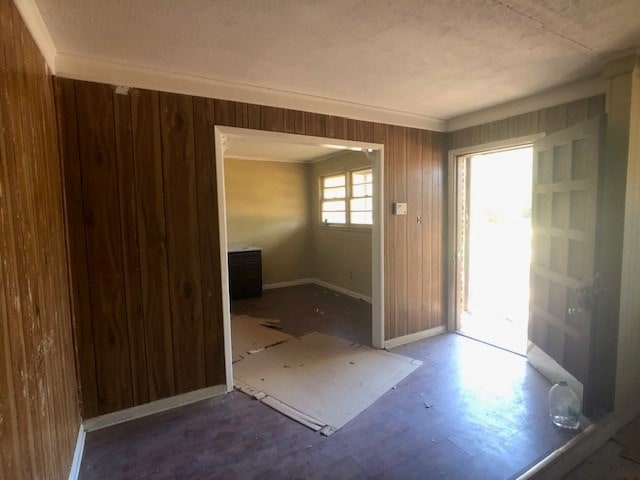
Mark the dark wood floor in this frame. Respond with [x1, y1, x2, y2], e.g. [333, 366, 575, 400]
[80, 286, 581, 479]
[232, 283, 372, 345]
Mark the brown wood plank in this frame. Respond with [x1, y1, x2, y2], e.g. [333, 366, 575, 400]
[432, 131, 446, 327]
[193, 97, 226, 386]
[384, 124, 395, 340]
[283, 109, 296, 134]
[373, 122, 386, 145]
[75, 81, 133, 414]
[354, 120, 375, 143]
[2, 6, 49, 475]
[20, 21, 69, 473]
[37, 43, 79, 466]
[247, 104, 261, 129]
[260, 106, 284, 132]
[0, 15, 33, 474]
[406, 128, 423, 334]
[305, 112, 326, 137]
[54, 78, 100, 418]
[393, 126, 408, 338]
[213, 99, 236, 126]
[130, 89, 176, 401]
[0, 2, 80, 476]
[234, 102, 249, 128]
[421, 130, 435, 330]
[332, 116, 348, 140]
[159, 92, 207, 394]
[114, 91, 149, 406]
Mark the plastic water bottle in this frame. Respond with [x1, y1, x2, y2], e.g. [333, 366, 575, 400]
[548, 380, 580, 429]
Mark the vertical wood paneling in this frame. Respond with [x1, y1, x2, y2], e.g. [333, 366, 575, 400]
[55, 78, 99, 417]
[193, 98, 226, 386]
[159, 92, 206, 394]
[406, 129, 423, 333]
[383, 124, 396, 341]
[75, 81, 133, 413]
[114, 92, 149, 406]
[432, 132, 446, 328]
[449, 96, 605, 151]
[393, 126, 408, 338]
[60, 82, 449, 417]
[261, 106, 284, 132]
[305, 112, 326, 137]
[0, 0, 80, 477]
[213, 99, 236, 126]
[130, 89, 176, 402]
[248, 104, 261, 129]
[421, 131, 435, 330]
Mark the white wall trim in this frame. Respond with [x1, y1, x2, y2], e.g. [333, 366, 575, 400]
[82, 384, 226, 432]
[55, 53, 447, 132]
[263, 278, 372, 303]
[67, 424, 85, 480]
[518, 405, 640, 480]
[446, 75, 605, 132]
[311, 279, 372, 304]
[263, 278, 316, 290]
[13, 0, 57, 73]
[384, 325, 446, 349]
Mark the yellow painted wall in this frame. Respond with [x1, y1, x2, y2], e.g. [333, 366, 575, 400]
[310, 152, 373, 297]
[225, 158, 312, 285]
[224, 152, 373, 297]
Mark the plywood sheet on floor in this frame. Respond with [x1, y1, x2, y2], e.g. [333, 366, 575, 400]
[233, 332, 421, 434]
[231, 315, 293, 363]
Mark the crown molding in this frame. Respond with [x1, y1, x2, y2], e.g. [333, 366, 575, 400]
[446, 75, 606, 132]
[13, 0, 56, 73]
[55, 53, 448, 132]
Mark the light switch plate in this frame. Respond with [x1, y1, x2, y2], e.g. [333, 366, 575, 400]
[392, 202, 407, 215]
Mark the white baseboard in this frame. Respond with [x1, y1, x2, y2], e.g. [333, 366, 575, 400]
[82, 384, 227, 432]
[67, 424, 86, 480]
[311, 279, 372, 303]
[263, 278, 315, 290]
[518, 405, 640, 480]
[261, 277, 372, 304]
[384, 325, 446, 349]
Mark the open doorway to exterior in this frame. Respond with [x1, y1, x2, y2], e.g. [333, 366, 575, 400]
[453, 145, 535, 355]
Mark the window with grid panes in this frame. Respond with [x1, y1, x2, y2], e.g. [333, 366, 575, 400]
[321, 168, 372, 226]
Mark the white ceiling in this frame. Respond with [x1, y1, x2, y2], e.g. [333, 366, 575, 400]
[32, 0, 640, 125]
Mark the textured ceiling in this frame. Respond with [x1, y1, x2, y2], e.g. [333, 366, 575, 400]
[35, 0, 640, 120]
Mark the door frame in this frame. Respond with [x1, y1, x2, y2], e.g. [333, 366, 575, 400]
[214, 126, 385, 391]
[447, 133, 545, 333]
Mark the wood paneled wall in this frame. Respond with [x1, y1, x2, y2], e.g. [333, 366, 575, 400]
[0, 0, 80, 478]
[448, 95, 606, 151]
[56, 79, 447, 418]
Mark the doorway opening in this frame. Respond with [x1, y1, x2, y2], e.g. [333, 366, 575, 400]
[455, 145, 534, 355]
[214, 126, 384, 390]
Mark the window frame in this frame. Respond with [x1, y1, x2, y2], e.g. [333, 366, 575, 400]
[320, 167, 373, 228]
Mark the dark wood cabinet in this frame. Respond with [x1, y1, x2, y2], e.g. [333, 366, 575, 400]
[228, 249, 262, 300]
